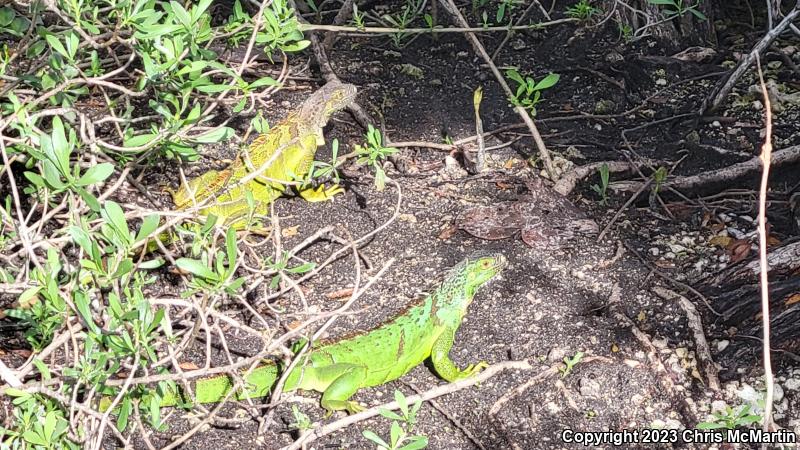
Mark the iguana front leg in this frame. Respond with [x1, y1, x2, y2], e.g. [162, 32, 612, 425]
[430, 326, 488, 382]
[298, 184, 344, 202]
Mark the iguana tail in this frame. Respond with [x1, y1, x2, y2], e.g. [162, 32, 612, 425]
[99, 362, 281, 411]
[171, 362, 280, 406]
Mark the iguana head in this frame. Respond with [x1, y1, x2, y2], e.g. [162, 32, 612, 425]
[299, 81, 358, 127]
[435, 251, 507, 315]
[461, 251, 507, 293]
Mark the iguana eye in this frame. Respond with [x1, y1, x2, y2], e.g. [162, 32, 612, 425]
[481, 259, 492, 269]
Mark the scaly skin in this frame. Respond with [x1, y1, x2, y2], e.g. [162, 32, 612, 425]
[150, 252, 506, 414]
[172, 82, 357, 227]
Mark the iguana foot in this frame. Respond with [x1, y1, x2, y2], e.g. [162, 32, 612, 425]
[299, 184, 344, 202]
[322, 400, 364, 417]
[457, 361, 489, 380]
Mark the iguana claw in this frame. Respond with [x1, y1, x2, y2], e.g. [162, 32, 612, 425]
[299, 184, 344, 202]
[461, 361, 489, 378]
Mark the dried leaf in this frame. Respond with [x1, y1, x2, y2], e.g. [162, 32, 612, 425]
[438, 224, 458, 240]
[325, 288, 354, 299]
[708, 235, 732, 248]
[399, 213, 417, 223]
[785, 293, 800, 306]
[281, 226, 299, 237]
[727, 239, 751, 263]
[457, 204, 524, 240]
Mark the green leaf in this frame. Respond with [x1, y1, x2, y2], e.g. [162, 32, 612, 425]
[0, 7, 15, 27]
[138, 258, 165, 270]
[22, 430, 48, 446]
[145, 308, 166, 335]
[249, 77, 279, 89]
[135, 215, 160, 242]
[225, 227, 237, 266]
[533, 73, 560, 91]
[175, 258, 218, 280]
[379, 408, 404, 421]
[170, 1, 192, 28]
[45, 33, 69, 59]
[32, 358, 51, 380]
[67, 31, 79, 59]
[395, 390, 408, 416]
[42, 161, 66, 188]
[101, 201, 131, 242]
[399, 436, 429, 450]
[689, 8, 707, 20]
[176, 59, 209, 76]
[117, 396, 131, 431]
[193, 0, 214, 19]
[68, 225, 94, 255]
[76, 187, 101, 212]
[18, 286, 42, 305]
[286, 262, 314, 274]
[74, 291, 100, 334]
[506, 69, 524, 85]
[123, 133, 158, 149]
[43, 411, 57, 441]
[362, 430, 389, 448]
[23, 171, 48, 189]
[192, 127, 234, 144]
[390, 421, 402, 445]
[225, 277, 245, 294]
[111, 258, 134, 278]
[76, 163, 114, 186]
[282, 40, 310, 52]
[48, 117, 71, 175]
[194, 83, 234, 93]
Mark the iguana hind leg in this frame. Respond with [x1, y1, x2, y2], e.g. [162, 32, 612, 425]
[430, 326, 488, 382]
[312, 363, 368, 415]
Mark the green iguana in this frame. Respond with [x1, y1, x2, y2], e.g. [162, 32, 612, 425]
[171, 81, 357, 227]
[104, 252, 506, 414]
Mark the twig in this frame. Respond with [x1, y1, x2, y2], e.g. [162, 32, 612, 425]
[607, 145, 800, 194]
[553, 160, 652, 196]
[704, 1, 800, 113]
[473, 87, 486, 172]
[0, 138, 43, 271]
[437, 0, 557, 180]
[284, 360, 534, 450]
[0, 360, 23, 388]
[402, 381, 486, 450]
[490, 0, 551, 60]
[607, 283, 698, 425]
[622, 241, 721, 316]
[652, 287, 720, 391]
[298, 18, 576, 34]
[755, 55, 775, 437]
[597, 178, 653, 242]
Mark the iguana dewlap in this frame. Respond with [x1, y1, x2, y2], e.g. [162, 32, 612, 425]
[172, 82, 357, 227]
[102, 252, 506, 414]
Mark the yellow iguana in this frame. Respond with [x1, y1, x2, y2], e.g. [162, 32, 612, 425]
[172, 82, 357, 227]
